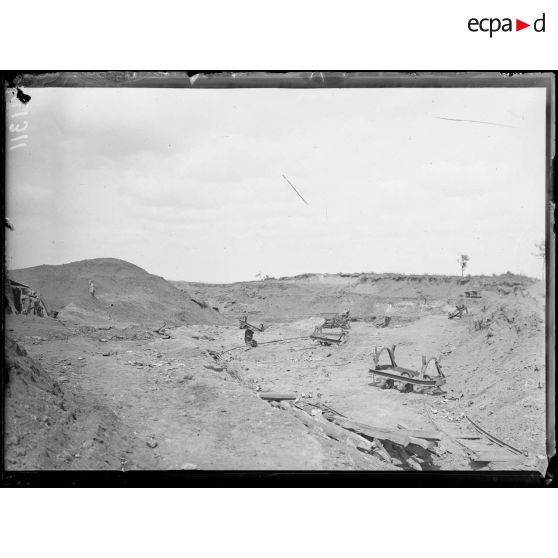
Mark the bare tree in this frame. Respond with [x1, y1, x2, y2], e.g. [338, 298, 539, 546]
[457, 254, 470, 277]
[533, 240, 545, 280]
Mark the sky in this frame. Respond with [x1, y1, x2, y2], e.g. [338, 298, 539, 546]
[6, 86, 547, 282]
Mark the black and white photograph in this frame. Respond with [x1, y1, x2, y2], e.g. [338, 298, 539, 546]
[2, 72, 554, 478]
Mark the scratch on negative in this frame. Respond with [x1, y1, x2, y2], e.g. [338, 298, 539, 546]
[434, 116, 517, 128]
[282, 174, 309, 206]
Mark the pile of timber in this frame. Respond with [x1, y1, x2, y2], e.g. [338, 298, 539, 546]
[322, 413, 441, 470]
[5, 279, 51, 317]
[289, 400, 443, 470]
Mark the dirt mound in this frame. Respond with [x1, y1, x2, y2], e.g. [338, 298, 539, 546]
[471, 297, 544, 338]
[4, 337, 64, 469]
[442, 295, 545, 460]
[10, 258, 223, 327]
[3, 337, 133, 470]
[346, 272, 535, 299]
[176, 273, 538, 324]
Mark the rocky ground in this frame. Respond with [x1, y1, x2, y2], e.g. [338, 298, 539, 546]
[4, 316, 389, 470]
[3, 265, 547, 473]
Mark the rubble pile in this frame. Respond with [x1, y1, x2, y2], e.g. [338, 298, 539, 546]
[5, 279, 52, 317]
[263, 397, 440, 471]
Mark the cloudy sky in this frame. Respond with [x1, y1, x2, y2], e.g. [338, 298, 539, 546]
[6, 85, 546, 282]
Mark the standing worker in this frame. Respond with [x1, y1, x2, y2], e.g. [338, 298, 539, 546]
[384, 302, 393, 327]
[33, 295, 43, 317]
[89, 280, 96, 297]
[26, 290, 36, 314]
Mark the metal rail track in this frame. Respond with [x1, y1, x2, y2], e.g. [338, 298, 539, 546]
[218, 335, 309, 356]
[423, 401, 526, 465]
[465, 415, 525, 456]
[423, 401, 474, 456]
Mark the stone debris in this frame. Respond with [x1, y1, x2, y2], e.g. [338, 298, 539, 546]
[146, 437, 158, 449]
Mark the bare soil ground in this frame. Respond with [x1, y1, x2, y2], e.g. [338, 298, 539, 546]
[4, 316, 386, 470]
[4, 263, 547, 473]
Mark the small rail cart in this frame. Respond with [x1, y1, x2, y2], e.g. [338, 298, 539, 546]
[369, 345, 446, 393]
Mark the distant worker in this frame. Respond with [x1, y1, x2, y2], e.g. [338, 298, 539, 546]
[89, 280, 96, 297]
[339, 309, 351, 329]
[383, 303, 393, 327]
[20, 292, 30, 314]
[244, 328, 257, 348]
[27, 290, 37, 315]
[33, 296, 44, 317]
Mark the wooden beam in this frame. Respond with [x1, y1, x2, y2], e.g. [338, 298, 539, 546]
[260, 393, 297, 401]
[329, 417, 411, 447]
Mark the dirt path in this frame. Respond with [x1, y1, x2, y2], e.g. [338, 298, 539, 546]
[7, 318, 389, 470]
[6, 294, 544, 472]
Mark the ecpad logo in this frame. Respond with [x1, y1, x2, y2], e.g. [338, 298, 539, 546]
[468, 13, 546, 37]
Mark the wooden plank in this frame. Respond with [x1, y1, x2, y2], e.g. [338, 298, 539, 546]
[291, 409, 373, 452]
[402, 429, 442, 441]
[449, 433, 482, 440]
[294, 402, 315, 413]
[372, 439, 392, 463]
[408, 437, 435, 451]
[400, 448, 423, 471]
[331, 418, 411, 447]
[471, 454, 523, 463]
[291, 408, 323, 429]
[443, 427, 482, 439]
[473, 447, 520, 457]
[315, 417, 373, 451]
[460, 439, 495, 451]
[260, 393, 297, 401]
[406, 443, 432, 461]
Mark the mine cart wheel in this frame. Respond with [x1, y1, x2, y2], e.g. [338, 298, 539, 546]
[422, 375, 431, 391]
[400, 372, 413, 393]
[384, 379, 395, 389]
